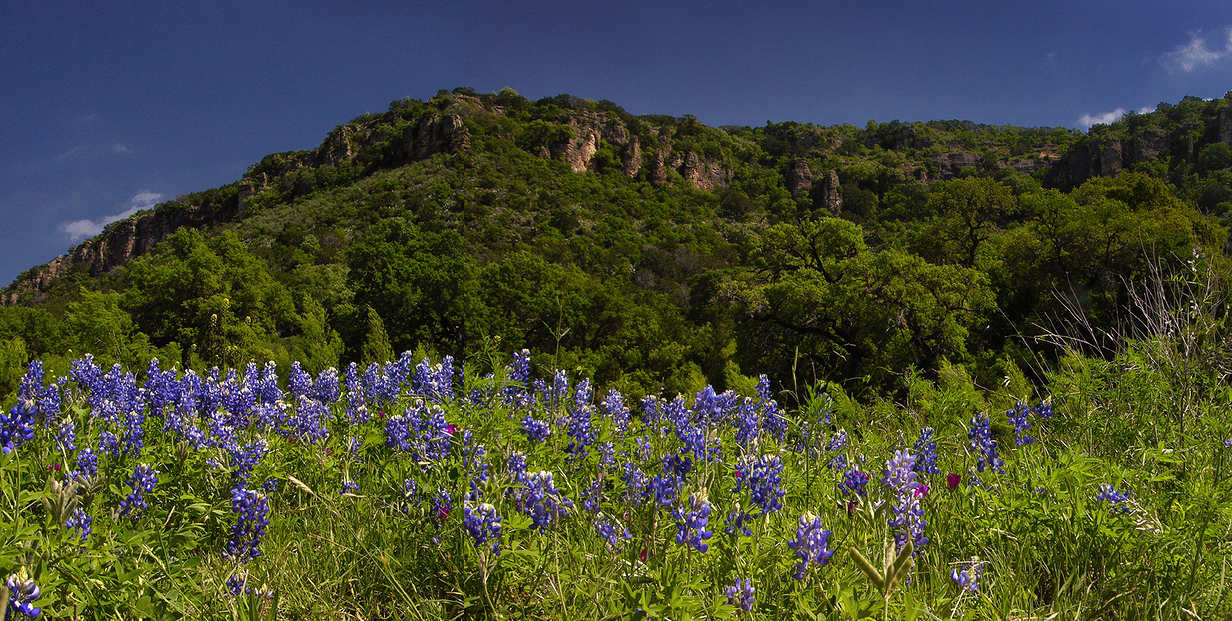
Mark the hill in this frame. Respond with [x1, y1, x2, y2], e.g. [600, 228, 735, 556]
[2, 88, 1230, 399]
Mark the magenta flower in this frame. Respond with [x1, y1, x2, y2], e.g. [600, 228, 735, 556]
[946, 473, 961, 489]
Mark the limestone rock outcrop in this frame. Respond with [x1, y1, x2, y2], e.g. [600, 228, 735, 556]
[785, 159, 814, 199]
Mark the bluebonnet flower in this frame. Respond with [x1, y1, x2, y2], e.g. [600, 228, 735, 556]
[412, 356, 455, 403]
[504, 349, 532, 403]
[787, 512, 835, 580]
[640, 395, 662, 426]
[119, 463, 158, 518]
[547, 369, 569, 413]
[66, 507, 92, 542]
[673, 492, 713, 552]
[520, 412, 551, 443]
[433, 488, 453, 524]
[340, 479, 359, 495]
[600, 389, 630, 436]
[285, 395, 330, 444]
[345, 435, 363, 461]
[344, 363, 368, 423]
[506, 452, 528, 480]
[755, 375, 787, 440]
[98, 430, 120, 457]
[731, 398, 760, 448]
[968, 413, 1004, 474]
[581, 478, 605, 513]
[621, 462, 647, 503]
[396, 478, 420, 514]
[635, 436, 653, 462]
[1007, 400, 1033, 446]
[420, 404, 453, 461]
[1224, 438, 1231, 451]
[70, 354, 104, 401]
[313, 367, 341, 406]
[826, 429, 849, 470]
[1, 362, 59, 454]
[53, 415, 76, 455]
[4, 575, 41, 619]
[647, 473, 681, 510]
[384, 410, 416, 453]
[71, 447, 98, 482]
[284, 362, 310, 399]
[462, 503, 502, 555]
[951, 557, 985, 593]
[144, 358, 181, 419]
[517, 471, 573, 531]
[838, 467, 870, 497]
[733, 454, 785, 514]
[725, 577, 756, 612]
[225, 488, 270, 562]
[598, 441, 616, 470]
[225, 573, 248, 597]
[912, 427, 940, 475]
[883, 450, 927, 554]
[724, 504, 754, 537]
[594, 513, 631, 547]
[1031, 400, 1054, 419]
[1096, 483, 1133, 514]
[229, 438, 269, 487]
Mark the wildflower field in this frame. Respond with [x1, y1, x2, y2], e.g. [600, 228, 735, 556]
[1, 342, 1230, 620]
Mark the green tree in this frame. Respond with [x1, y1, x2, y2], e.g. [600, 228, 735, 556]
[361, 305, 394, 366]
[732, 218, 994, 393]
[0, 336, 27, 399]
[290, 297, 345, 373]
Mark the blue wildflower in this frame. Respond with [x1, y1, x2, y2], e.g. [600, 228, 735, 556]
[462, 502, 502, 555]
[883, 450, 927, 554]
[1095, 483, 1133, 514]
[517, 471, 572, 531]
[838, 467, 870, 497]
[1031, 400, 1054, 419]
[724, 505, 754, 536]
[595, 513, 631, 547]
[520, 412, 551, 443]
[4, 575, 41, 619]
[725, 577, 756, 612]
[967, 413, 1004, 474]
[225, 487, 270, 562]
[912, 427, 940, 475]
[1007, 400, 1033, 446]
[951, 557, 985, 593]
[119, 463, 158, 518]
[66, 507, 92, 542]
[733, 454, 785, 514]
[787, 512, 835, 580]
[673, 492, 713, 552]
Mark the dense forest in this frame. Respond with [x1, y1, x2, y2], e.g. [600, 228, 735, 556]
[3, 88, 1231, 402]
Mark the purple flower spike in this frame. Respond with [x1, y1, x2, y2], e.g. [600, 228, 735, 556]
[787, 512, 835, 580]
[725, 577, 755, 612]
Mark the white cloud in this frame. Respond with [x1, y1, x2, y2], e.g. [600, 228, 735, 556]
[55, 145, 87, 160]
[60, 191, 162, 241]
[1076, 108, 1127, 131]
[1161, 27, 1232, 72]
[112, 143, 130, 154]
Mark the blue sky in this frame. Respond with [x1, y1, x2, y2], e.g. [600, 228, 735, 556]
[2, 1, 1231, 285]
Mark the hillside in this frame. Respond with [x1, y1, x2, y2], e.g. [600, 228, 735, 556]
[2, 88, 1230, 399]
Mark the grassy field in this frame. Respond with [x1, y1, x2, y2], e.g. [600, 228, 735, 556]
[1, 324, 1231, 619]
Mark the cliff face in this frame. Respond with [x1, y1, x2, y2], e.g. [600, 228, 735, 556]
[3, 107, 478, 305]
[2, 201, 240, 304]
